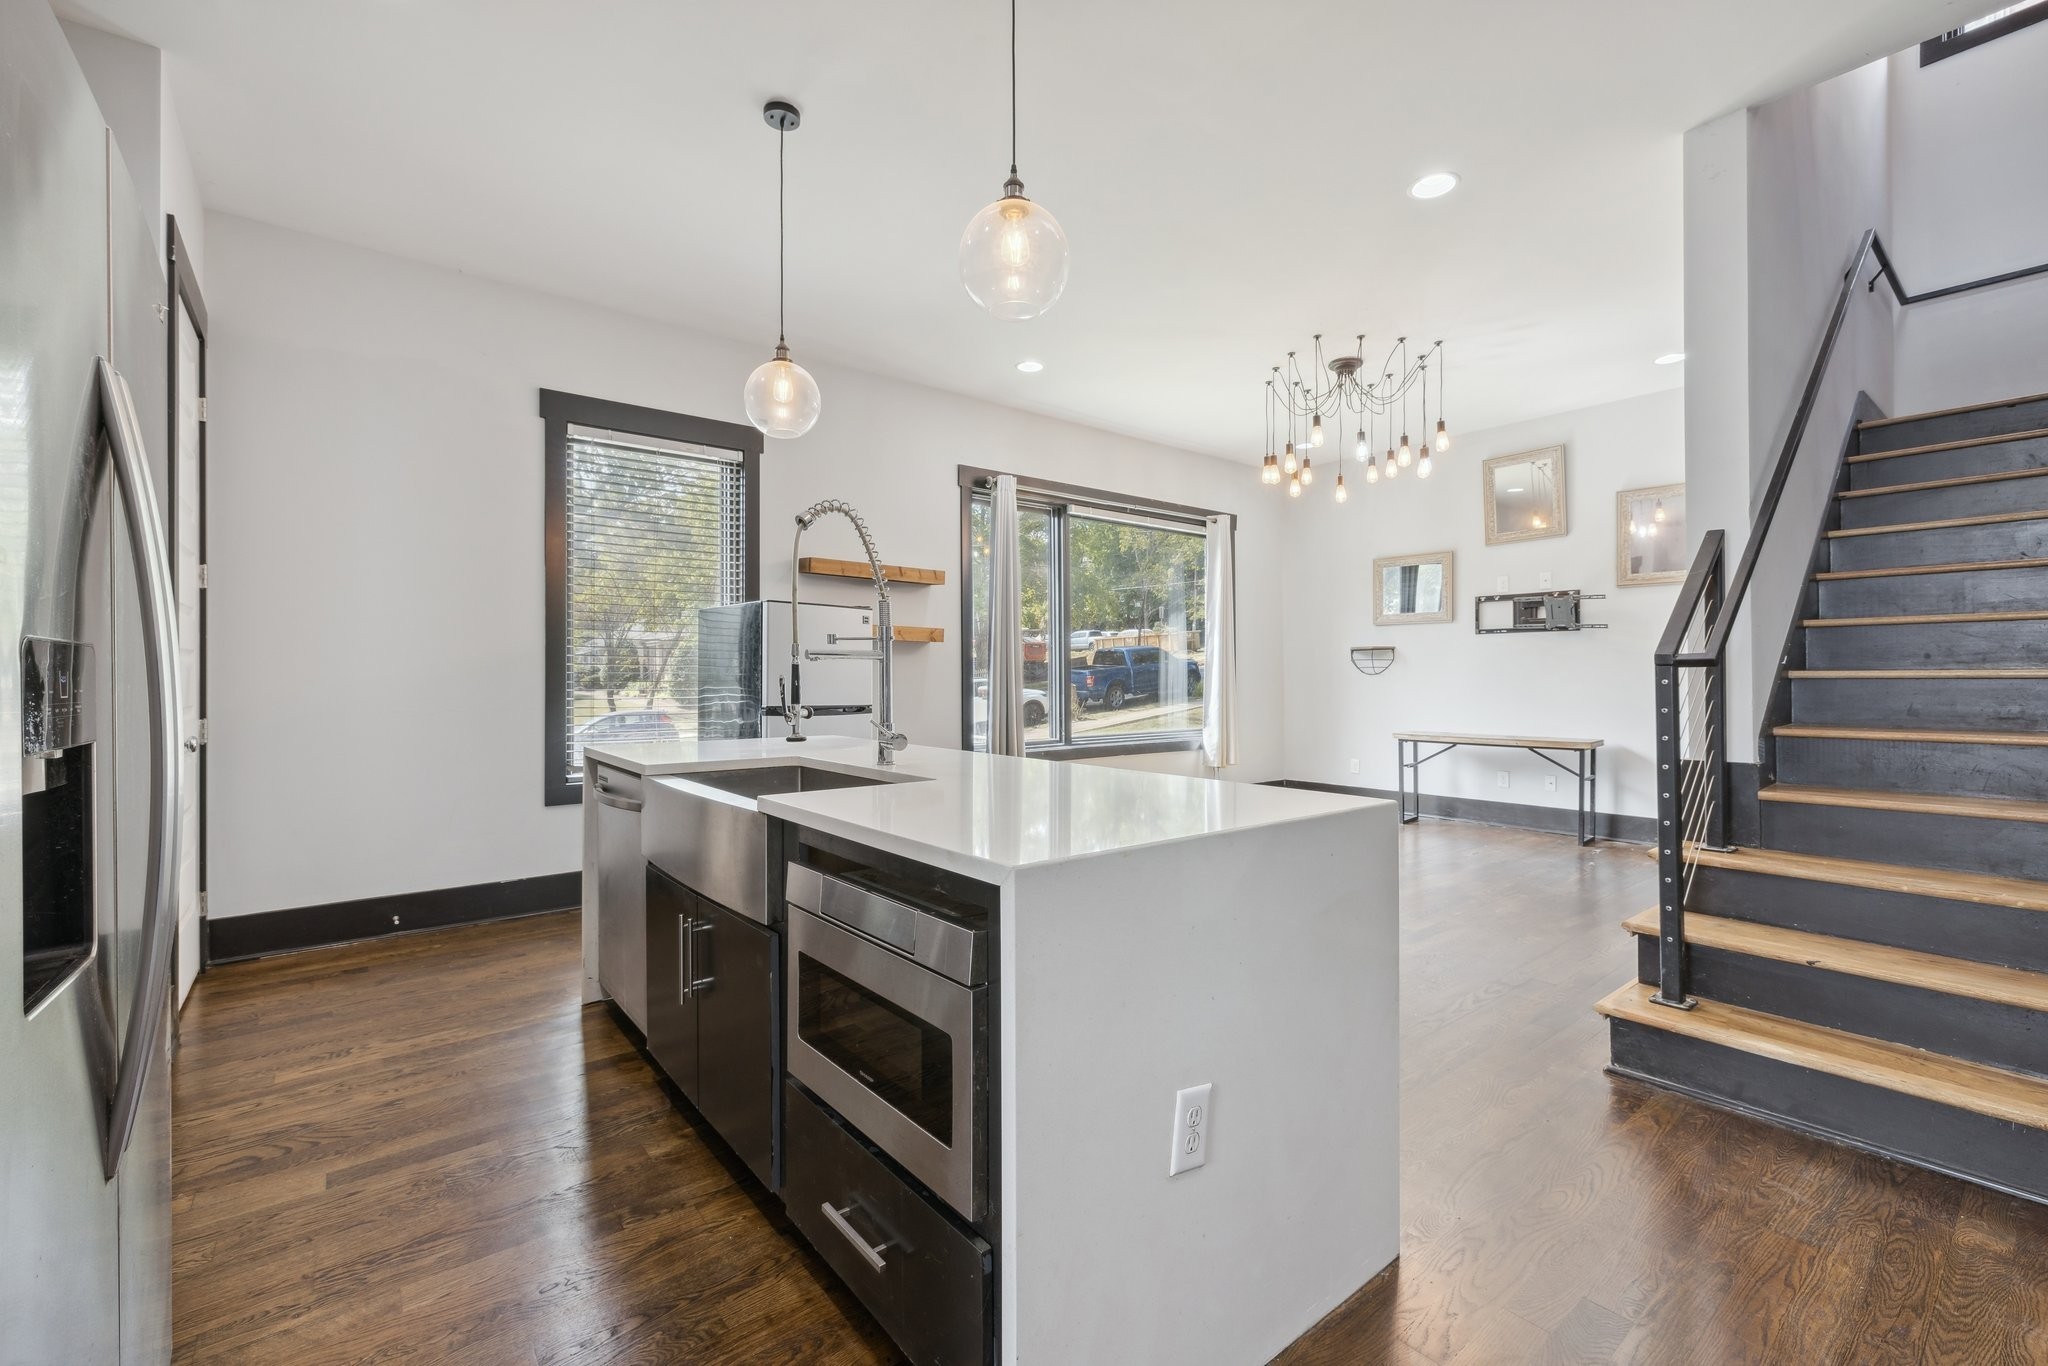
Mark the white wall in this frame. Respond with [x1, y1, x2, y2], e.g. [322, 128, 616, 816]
[202, 214, 1284, 920]
[1889, 19, 2048, 412]
[59, 22, 205, 285]
[1279, 388, 1684, 820]
[1680, 59, 1895, 752]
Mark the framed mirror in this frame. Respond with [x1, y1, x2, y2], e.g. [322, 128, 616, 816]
[1617, 483, 1687, 586]
[1483, 445, 1568, 544]
[1372, 551, 1455, 626]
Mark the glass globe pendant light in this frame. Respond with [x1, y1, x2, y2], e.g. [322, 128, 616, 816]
[743, 100, 821, 439]
[959, 0, 1069, 319]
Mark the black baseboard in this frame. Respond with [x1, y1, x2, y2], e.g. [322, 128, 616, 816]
[1269, 779, 1655, 844]
[206, 870, 581, 964]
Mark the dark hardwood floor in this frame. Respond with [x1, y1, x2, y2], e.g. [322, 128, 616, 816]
[172, 821, 2048, 1364]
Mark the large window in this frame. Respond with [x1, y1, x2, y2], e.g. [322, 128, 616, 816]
[962, 469, 1217, 756]
[542, 391, 758, 804]
[1921, 0, 2048, 62]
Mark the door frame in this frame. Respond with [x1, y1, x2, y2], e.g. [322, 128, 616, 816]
[166, 214, 208, 982]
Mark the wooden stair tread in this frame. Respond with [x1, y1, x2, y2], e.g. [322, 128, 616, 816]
[1816, 557, 2048, 581]
[1828, 507, 2048, 539]
[1840, 465, 2048, 497]
[1597, 981, 2048, 1130]
[1845, 426, 2048, 464]
[1759, 783, 2048, 824]
[1774, 723, 2048, 748]
[1622, 909, 2048, 1013]
[1681, 843, 2048, 913]
[1804, 610, 2048, 627]
[1859, 392, 2048, 431]
[1787, 668, 2048, 679]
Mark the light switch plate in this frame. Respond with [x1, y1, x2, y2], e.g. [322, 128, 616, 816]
[1170, 1083, 1212, 1176]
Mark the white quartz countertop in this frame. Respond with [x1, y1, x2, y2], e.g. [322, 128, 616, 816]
[582, 737, 1381, 882]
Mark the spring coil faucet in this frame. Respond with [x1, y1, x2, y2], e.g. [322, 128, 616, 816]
[786, 500, 908, 765]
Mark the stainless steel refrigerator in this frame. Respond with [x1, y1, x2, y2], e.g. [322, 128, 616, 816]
[2, 1, 184, 1361]
[697, 599, 877, 741]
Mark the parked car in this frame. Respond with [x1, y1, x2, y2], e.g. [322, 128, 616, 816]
[1068, 628, 1111, 651]
[572, 708, 680, 766]
[1070, 647, 1202, 710]
[972, 681, 1051, 733]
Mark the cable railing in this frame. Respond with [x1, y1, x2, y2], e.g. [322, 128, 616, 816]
[1651, 229, 2048, 1009]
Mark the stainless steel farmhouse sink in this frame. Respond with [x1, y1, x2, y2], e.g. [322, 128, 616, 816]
[678, 763, 894, 800]
[644, 763, 915, 924]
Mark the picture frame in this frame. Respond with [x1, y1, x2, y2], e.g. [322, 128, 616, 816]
[1616, 483, 1687, 586]
[1372, 550, 1455, 626]
[1482, 445, 1568, 545]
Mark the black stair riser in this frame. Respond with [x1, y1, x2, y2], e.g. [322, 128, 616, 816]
[1637, 939, 2048, 1080]
[1830, 518, 2048, 572]
[1791, 678, 2048, 732]
[1775, 736, 2048, 799]
[1688, 863, 2048, 973]
[1804, 621, 2048, 668]
[1763, 801, 2048, 881]
[1817, 565, 2048, 617]
[1839, 474, 2048, 528]
[1848, 436, 2048, 491]
[1607, 1022, 2048, 1205]
[1856, 399, 2048, 455]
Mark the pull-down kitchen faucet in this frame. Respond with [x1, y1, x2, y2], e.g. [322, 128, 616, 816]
[785, 500, 908, 765]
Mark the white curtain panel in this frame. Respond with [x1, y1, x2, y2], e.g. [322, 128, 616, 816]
[987, 474, 1026, 757]
[1201, 514, 1238, 770]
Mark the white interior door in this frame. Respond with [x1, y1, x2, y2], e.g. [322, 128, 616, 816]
[173, 303, 203, 1006]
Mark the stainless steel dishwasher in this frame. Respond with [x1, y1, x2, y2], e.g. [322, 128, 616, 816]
[592, 764, 648, 1031]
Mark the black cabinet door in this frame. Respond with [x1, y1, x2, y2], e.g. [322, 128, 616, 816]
[644, 866, 700, 1100]
[694, 898, 779, 1188]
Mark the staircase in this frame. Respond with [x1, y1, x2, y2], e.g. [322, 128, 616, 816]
[1603, 389, 2048, 1203]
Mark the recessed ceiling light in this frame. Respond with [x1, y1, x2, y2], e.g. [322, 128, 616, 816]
[1016, 359, 1044, 373]
[1655, 352, 1686, 365]
[1408, 172, 1459, 200]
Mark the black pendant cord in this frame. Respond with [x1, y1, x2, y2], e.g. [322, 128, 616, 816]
[1010, 0, 1019, 176]
[778, 127, 787, 348]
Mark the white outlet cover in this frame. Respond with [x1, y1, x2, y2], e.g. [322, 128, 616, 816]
[1545, 775, 1558, 792]
[1497, 770, 1511, 788]
[1349, 758, 1361, 774]
[1170, 1083, 1212, 1177]
[1495, 574, 1509, 592]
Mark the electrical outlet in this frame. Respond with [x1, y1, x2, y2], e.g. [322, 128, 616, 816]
[1539, 571, 1553, 590]
[1497, 770, 1511, 789]
[1349, 758, 1361, 774]
[1545, 775, 1557, 793]
[1169, 1083, 1212, 1176]
[1495, 574, 1509, 592]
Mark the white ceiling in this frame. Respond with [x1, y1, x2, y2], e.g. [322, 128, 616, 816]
[64, 0, 1965, 459]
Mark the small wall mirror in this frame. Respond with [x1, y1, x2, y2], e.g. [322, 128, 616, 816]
[1483, 445, 1568, 544]
[1372, 551, 1455, 626]
[1617, 483, 1688, 586]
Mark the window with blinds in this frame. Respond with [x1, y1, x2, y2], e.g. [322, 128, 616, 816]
[561, 422, 747, 778]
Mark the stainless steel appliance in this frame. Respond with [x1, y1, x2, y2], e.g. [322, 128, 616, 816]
[590, 764, 647, 1031]
[3, 5, 184, 1360]
[784, 864, 988, 1221]
[696, 599, 875, 742]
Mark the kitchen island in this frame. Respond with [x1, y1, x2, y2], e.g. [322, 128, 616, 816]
[582, 736, 1398, 1365]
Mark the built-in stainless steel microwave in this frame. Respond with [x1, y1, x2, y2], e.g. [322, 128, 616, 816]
[784, 864, 989, 1221]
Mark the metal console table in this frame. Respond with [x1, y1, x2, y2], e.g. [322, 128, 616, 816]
[1392, 731, 1605, 845]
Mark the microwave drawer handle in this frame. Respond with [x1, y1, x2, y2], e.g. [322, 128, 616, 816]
[820, 1201, 890, 1273]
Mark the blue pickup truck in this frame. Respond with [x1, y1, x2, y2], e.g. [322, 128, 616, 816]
[1070, 646, 1203, 710]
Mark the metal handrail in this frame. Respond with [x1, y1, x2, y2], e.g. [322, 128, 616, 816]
[1650, 230, 2048, 1007]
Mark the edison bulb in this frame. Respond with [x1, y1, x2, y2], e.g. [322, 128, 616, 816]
[1435, 419, 1450, 453]
[1355, 428, 1369, 460]
[959, 187, 1069, 320]
[1282, 442, 1298, 475]
[1300, 457, 1315, 486]
[1384, 451, 1399, 479]
[1398, 434, 1413, 467]
[1310, 413, 1325, 447]
[1365, 456, 1380, 484]
[1418, 452, 1433, 478]
[1334, 477, 1349, 504]
[1287, 475, 1303, 499]
[743, 349, 821, 438]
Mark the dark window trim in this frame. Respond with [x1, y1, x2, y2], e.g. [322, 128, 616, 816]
[955, 464, 1235, 760]
[1921, 1, 2048, 63]
[542, 389, 761, 807]
[166, 214, 209, 962]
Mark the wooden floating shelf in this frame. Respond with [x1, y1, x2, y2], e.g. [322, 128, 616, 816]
[892, 626, 944, 644]
[798, 556, 945, 586]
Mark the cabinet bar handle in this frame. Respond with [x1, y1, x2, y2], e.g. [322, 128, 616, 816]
[820, 1201, 889, 1272]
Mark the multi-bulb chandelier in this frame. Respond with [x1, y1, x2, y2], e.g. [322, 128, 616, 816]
[1259, 335, 1450, 501]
